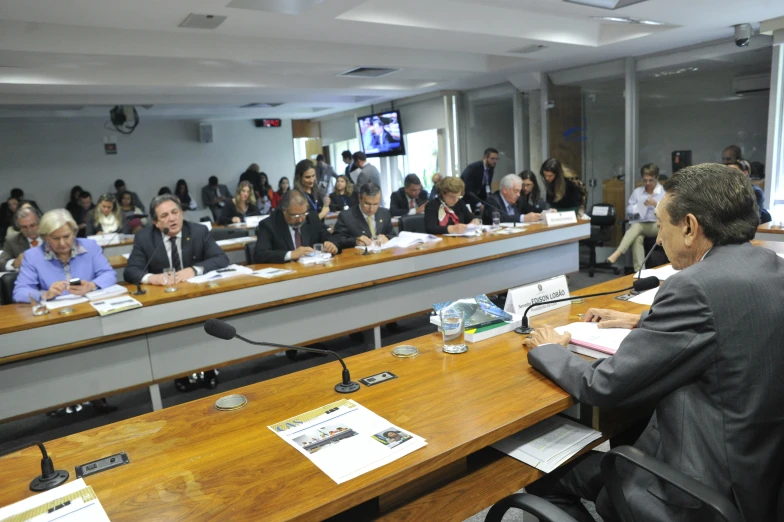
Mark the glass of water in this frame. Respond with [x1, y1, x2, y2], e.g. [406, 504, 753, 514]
[371, 237, 382, 253]
[163, 267, 177, 293]
[492, 211, 501, 228]
[29, 292, 49, 316]
[313, 243, 324, 258]
[440, 307, 467, 354]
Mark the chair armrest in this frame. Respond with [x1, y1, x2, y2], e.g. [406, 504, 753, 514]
[485, 493, 580, 522]
[600, 446, 743, 522]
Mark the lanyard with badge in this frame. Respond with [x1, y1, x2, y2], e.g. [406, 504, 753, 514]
[305, 192, 319, 212]
[342, 196, 349, 211]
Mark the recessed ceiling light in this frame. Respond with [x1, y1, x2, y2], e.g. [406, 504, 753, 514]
[638, 19, 665, 25]
[593, 16, 635, 23]
[564, 0, 648, 9]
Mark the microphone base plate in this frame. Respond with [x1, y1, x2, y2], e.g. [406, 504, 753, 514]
[335, 381, 360, 393]
[131, 289, 147, 296]
[30, 470, 69, 492]
[514, 326, 534, 335]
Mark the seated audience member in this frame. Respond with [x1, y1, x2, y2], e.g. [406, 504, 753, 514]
[271, 177, 289, 209]
[158, 187, 172, 195]
[13, 209, 116, 303]
[328, 175, 358, 212]
[219, 181, 261, 225]
[517, 170, 548, 217]
[481, 174, 540, 225]
[175, 179, 198, 210]
[114, 179, 145, 212]
[4, 201, 36, 244]
[541, 158, 586, 212]
[3, 188, 41, 213]
[0, 206, 41, 271]
[390, 174, 429, 217]
[523, 163, 782, 522]
[607, 163, 664, 270]
[202, 175, 231, 219]
[253, 190, 339, 263]
[722, 144, 742, 165]
[726, 159, 770, 223]
[424, 176, 481, 235]
[124, 194, 229, 286]
[429, 173, 443, 201]
[86, 193, 127, 236]
[118, 191, 147, 233]
[72, 191, 95, 238]
[65, 185, 84, 219]
[333, 183, 397, 248]
[295, 159, 331, 221]
[0, 195, 20, 246]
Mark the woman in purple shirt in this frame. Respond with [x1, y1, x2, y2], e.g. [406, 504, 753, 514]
[13, 209, 116, 303]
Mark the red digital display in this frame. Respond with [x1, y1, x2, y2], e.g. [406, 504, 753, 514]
[255, 119, 282, 128]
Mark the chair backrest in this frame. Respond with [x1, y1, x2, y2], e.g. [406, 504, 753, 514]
[589, 204, 616, 228]
[245, 241, 256, 265]
[399, 214, 426, 234]
[0, 272, 18, 305]
[210, 227, 250, 242]
[185, 208, 214, 223]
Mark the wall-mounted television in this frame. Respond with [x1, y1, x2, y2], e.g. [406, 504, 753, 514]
[357, 110, 405, 157]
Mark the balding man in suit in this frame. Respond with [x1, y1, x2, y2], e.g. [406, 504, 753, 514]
[522, 163, 784, 522]
[0, 206, 41, 272]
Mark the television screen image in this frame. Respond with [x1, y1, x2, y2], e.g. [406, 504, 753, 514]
[357, 110, 405, 157]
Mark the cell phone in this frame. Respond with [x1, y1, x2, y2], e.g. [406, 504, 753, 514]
[69, 278, 82, 286]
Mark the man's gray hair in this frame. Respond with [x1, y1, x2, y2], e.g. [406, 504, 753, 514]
[281, 189, 308, 211]
[359, 183, 382, 198]
[14, 206, 40, 227]
[150, 194, 183, 221]
[662, 163, 759, 246]
[39, 209, 77, 237]
[500, 174, 522, 190]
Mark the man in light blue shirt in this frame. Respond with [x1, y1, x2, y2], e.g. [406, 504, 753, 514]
[607, 163, 664, 271]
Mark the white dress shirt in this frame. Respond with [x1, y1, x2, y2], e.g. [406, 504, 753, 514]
[284, 225, 300, 262]
[141, 230, 204, 283]
[5, 236, 41, 271]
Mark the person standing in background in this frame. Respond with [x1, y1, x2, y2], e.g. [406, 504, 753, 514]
[352, 152, 381, 192]
[461, 148, 498, 205]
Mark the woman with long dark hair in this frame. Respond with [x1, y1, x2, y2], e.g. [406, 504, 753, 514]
[540, 158, 586, 212]
[517, 170, 548, 217]
[175, 179, 198, 210]
[271, 177, 289, 209]
[294, 159, 331, 221]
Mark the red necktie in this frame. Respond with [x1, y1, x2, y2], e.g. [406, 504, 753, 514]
[409, 199, 415, 209]
[31, 239, 39, 247]
[295, 228, 302, 248]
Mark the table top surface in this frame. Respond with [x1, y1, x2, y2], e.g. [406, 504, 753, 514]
[0, 222, 587, 338]
[0, 272, 638, 522]
[757, 222, 784, 235]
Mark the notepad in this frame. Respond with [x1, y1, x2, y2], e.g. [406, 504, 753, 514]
[555, 322, 632, 358]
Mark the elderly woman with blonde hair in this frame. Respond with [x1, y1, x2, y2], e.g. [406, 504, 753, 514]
[13, 208, 116, 303]
[424, 176, 481, 235]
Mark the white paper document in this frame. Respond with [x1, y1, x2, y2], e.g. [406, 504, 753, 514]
[88, 233, 133, 246]
[353, 231, 442, 251]
[215, 236, 256, 246]
[85, 284, 128, 301]
[269, 399, 427, 484]
[45, 294, 88, 310]
[634, 264, 678, 280]
[186, 264, 253, 283]
[250, 267, 296, 279]
[121, 253, 130, 259]
[629, 287, 659, 305]
[297, 252, 332, 265]
[0, 478, 110, 522]
[90, 295, 142, 316]
[492, 416, 602, 473]
[555, 322, 632, 357]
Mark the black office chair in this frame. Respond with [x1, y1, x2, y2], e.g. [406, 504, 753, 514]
[0, 272, 18, 305]
[619, 225, 669, 275]
[485, 493, 579, 522]
[580, 204, 620, 278]
[245, 241, 256, 265]
[210, 227, 250, 242]
[399, 213, 426, 233]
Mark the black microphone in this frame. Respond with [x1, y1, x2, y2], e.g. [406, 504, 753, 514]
[204, 319, 360, 393]
[514, 276, 660, 334]
[131, 226, 169, 295]
[631, 241, 660, 294]
[0, 440, 69, 491]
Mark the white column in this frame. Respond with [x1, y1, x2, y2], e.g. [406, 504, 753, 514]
[540, 78, 550, 161]
[528, 90, 543, 173]
[765, 33, 784, 219]
[513, 90, 528, 174]
[624, 57, 639, 201]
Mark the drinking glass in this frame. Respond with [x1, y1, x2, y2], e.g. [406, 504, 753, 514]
[313, 243, 324, 258]
[29, 292, 49, 316]
[164, 267, 177, 293]
[371, 237, 382, 253]
[492, 212, 501, 228]
[440, 308, 467, 354]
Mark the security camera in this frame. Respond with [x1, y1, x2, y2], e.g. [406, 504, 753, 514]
[734, 24, 752, 47]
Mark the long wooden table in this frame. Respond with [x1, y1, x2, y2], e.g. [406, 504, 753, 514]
[756, 222, 784, 243]
[0, 222, 589, 422]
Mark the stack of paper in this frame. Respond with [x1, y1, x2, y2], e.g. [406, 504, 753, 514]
[86, 284, 128, 301]
[353, 231, 442, 251]
[88, 233, 133, 246]
[297, 253, 332, 265]
[430, 312, 523, 343]
[492, 415, 602, 473]
[269, 399, 427, 484]
[629, 287, 659, 305]
[250, 267, 296, 279]
[555, 322, 632, 359]
[45, 293, 88, 310]
[0, 478, 110, 522]
[186, 264, 253, 283]
[90, 295, 142, 316]
[634, 264, 678, 280]
[215, 236, 256, 246]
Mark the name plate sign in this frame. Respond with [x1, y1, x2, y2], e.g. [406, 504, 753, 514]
[544, 211, 578, 226]
[505, 275, 571, 318]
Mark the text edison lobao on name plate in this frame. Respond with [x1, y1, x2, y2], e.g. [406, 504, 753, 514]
[504, 275, 571, 317]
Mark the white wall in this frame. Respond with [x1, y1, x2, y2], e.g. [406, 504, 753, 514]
[464, 98, 516, 185]
[0, 118, 295, 212]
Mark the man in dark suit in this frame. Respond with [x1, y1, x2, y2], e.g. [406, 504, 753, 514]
[460, 147, 498, 204]
[124, 194, 229, 285]
[254, 190, 339, 264]
[523, 163, 784, 522]
[202, 176, 231, 221]
[333, 183, 397, 248]
[341, 150, 357, 184]
[389, 174, 429, 217]
[429, 173, 442, 200]
[480, 174, 543, 225]
[0, 206, 41, 271]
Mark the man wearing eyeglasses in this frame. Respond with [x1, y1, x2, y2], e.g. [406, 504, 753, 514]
[254, 189, 339, 263]
[333, 183, 396, 248]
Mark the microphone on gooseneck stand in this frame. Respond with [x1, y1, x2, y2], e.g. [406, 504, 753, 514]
[131, 227, 169, 296]
[514, 276, 660, 335]
[0, 440, 69, 492]
[204, 319, 360, 393]
[631, 241, 660, 294]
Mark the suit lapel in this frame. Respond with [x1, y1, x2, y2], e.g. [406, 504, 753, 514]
[275, 212, 296, 250]
[153, 228, 169, 269]
[180, 222, 193, 268]
[353, 206, 370, 236]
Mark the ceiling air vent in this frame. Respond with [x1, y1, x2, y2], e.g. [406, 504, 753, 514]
[339, 67, 399, 78]
[178, 14, 227, 30]
[240, 102, 285, 108]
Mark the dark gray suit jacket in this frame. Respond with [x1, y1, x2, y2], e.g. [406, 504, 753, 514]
[123, 221, 229, 284]
[529, 242, 784, 521]
[332, 206, 397, 248]
[480, 192, 521, 225]
[253, 209, 339, 264]
[0, 233, 31, 269]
